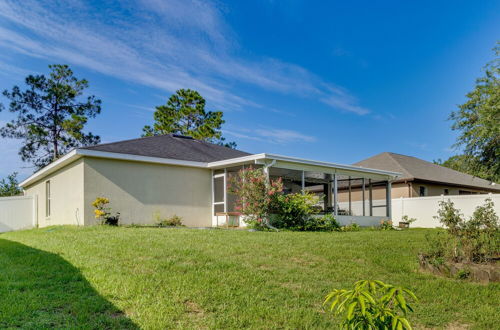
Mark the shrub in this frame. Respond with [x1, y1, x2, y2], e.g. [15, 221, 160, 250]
[303, 214, 340, 232]
[270, 192, 318, 230]
[324, 280, 417, 329]
[228, 167, 283, 229]
[427, 198, 499, 263]
[92, 197, 120, 226]
[379, 219, 394, 231]
[401, 215, 417, 225]
[339, 223, 360, 232]
[156, 214, 184, 227]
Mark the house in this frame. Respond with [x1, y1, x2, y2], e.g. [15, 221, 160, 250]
[20, 135, 401, 228]
[349, 152, 499, 199]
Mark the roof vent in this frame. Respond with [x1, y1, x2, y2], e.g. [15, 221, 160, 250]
[172, 134, 194, 140]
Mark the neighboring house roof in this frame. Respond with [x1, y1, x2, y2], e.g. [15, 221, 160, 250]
[354, 152, 499, 192]
[81, 134, 251, 162]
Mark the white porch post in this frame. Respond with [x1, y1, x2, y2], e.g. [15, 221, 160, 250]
[333, 173, 338, 216]
[348, 176, 352, 215]
[386, 180, 392, 218]
[362, 178, 366, 216]
[301, 170, 305, 194]
[369, 179, 373, 216]
[223, 168, 227, 213]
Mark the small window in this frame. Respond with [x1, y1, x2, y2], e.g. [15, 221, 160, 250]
[444, 189, 449, 196]
[45, 181, 51, 217]
[419, 186, 427, 197]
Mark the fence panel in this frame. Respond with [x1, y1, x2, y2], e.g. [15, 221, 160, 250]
[0, 195, 35, 233]
[391, 193, 500, 228]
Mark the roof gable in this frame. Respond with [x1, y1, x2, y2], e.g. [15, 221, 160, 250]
[81, 134, 251, 162]
[354, 152, 499, 191]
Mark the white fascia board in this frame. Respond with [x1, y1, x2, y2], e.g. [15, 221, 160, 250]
[263, 153, 401, 178]
[207, 153, 267, 168]
[208, 153, 401, 179]
[19, 149, 81, 187]
[20, 148, 208, 188]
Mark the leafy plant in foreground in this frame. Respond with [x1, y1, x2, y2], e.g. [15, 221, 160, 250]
[324, 280, 417, 329]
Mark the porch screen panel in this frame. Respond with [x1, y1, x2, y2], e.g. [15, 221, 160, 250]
[214, 176, 224, 203]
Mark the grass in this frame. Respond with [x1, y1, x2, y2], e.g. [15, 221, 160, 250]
[0, 226, 498, 329]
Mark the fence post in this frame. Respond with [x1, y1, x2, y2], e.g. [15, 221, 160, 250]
[400, 196, 404, 222]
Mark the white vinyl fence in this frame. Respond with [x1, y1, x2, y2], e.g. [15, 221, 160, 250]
[391, 193, 500, 228]
[0, 195, 36, 233]
[338, 194, 499, 228]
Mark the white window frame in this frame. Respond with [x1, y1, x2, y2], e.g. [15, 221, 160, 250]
[45, 180, 51, 218]
[212, 172, 226, 213]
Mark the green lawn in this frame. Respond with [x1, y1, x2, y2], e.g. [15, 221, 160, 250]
[0, 226, 498, 329]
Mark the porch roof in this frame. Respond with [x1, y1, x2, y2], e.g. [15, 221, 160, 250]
[208, 153, 401, 181]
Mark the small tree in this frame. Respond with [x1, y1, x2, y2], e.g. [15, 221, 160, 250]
[0, 64, 101, 169]
[324, 280, 417, 329]
[0, 172, 22, 197]
[228, 167, 283, 229]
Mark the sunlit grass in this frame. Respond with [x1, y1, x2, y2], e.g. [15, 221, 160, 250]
[1, 226, 498, 329]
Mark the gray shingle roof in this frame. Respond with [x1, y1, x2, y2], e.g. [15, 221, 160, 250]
[81, 134, 251, 162]
[354, 152, 499, 191]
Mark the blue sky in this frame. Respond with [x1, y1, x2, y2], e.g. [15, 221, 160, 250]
[0, 0, 499, 179]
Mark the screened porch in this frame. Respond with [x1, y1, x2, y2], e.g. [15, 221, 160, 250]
[208, 154, 400, 227]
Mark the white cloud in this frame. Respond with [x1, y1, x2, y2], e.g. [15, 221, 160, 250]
[225, 127, 316, 145]
[0, 0, 370, 115]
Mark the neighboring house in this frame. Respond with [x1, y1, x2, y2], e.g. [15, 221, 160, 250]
[19, 134, 400, 228]
[351, 152, 499, 200]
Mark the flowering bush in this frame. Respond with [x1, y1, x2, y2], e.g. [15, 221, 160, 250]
[92, 197, 120, 226]
[379, 219, 394, 230]
[228, 167, 283, 229]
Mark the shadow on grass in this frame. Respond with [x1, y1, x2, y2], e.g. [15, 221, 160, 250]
[0, 238, 138, 329]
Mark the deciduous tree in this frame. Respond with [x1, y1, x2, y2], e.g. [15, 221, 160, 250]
[446, 43, 500, 182]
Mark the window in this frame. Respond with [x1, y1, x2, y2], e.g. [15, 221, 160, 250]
[419, 186, 427, 197]
[444, 188, 449, 195]
[45, 181, 51, 217]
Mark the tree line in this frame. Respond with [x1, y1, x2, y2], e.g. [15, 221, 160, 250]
[1, 43, 499, 196]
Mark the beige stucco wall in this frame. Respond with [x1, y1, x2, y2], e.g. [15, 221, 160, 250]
[82, 157, 213, 227]
[409, 182, 490, 197]
[24, 159, 84, 227]
[338, 181, 492, 202]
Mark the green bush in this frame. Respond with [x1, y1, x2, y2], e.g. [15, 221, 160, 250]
[324, 280, 417, 329]
[339, 223, 360, 232]
[379, 220, 394, 231]
[156, 214, 184, 227]
[426, 198, 499, 263]
[303, 214, 340, 232]
[269, 192, 318, 230]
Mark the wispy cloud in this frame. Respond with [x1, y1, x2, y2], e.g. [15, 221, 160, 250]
[226, 127, 316, 144]
[0, 0, 369, 115]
